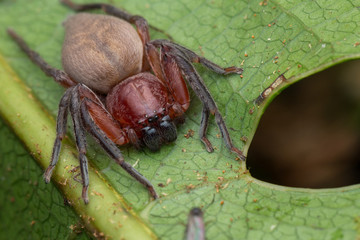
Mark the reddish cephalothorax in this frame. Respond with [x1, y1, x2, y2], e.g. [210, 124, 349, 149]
[8, 0, 245, 204]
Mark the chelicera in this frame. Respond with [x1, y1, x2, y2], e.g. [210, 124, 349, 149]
[8, 0, 245, 204]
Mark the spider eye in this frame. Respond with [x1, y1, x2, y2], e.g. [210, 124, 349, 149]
[148, 115, 159, 123]
[142, 126, 161, 151]
[159, 115, 177, 143]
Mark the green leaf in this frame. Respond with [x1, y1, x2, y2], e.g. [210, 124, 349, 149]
[0, 116, 87, 240]
[1, 0, 360, 239]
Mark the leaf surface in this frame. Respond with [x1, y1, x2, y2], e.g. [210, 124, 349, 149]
[1, 0, 360, 239]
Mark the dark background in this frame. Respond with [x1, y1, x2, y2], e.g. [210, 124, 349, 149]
[247, 60, 360, 188]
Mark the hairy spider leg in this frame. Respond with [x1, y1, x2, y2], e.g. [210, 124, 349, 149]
[72, 84, 160, 202]
[69, 86, 90, 203]
[145, 41, 244, 160]
[151, 39, 243, 76]
[79, 96, 158, 199]
[7, 29, 76, 88]
[149, 41, 245, 160]
[77, 84, 159, 201]
[176, 53, 245, 159]
[44, 88, 72, 182]
[53, 84, 159, 203]
[145, 43, 190, 119]
[56, 85, 160, 203]
[76, 85, 130, 146]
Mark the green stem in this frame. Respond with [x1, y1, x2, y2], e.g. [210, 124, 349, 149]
[0, 53, 157, 240]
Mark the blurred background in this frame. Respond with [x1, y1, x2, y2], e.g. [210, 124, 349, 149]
[247, 60, 360, 188]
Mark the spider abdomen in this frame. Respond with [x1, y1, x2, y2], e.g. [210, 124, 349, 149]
[62, 13, 143, 94]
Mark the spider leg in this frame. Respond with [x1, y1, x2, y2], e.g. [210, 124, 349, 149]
[179, 55, 245, 159]
[76, 85, 130, 146]
[72, 173, 82, 184]
[149, 42, 245, 160]
[178, 55, 244, 159]
[60, 0, 132, 21]
[70, 86, 90, 204]
[199, 106, 214, 152]
[151, 39, 243, 75]
[79, 98, 159, 199]
[145, 43, 190, 120]
[48, 84, 157, 202]
[7, 29, 75, 88]
[73, 84, 157, 198]
[44, 87, 73, 183]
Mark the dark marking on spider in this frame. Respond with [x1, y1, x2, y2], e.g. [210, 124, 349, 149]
[7, 0, 245, 204]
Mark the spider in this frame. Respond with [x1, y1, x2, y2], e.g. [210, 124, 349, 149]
[8, 0, 245, 204]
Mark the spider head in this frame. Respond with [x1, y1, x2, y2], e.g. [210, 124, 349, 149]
[141, 115, 177, 151]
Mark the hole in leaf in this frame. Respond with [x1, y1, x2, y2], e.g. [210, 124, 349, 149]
[247, 60, 360, 188]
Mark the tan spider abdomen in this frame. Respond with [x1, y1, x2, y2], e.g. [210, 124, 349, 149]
[62, 13, 143, 94]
